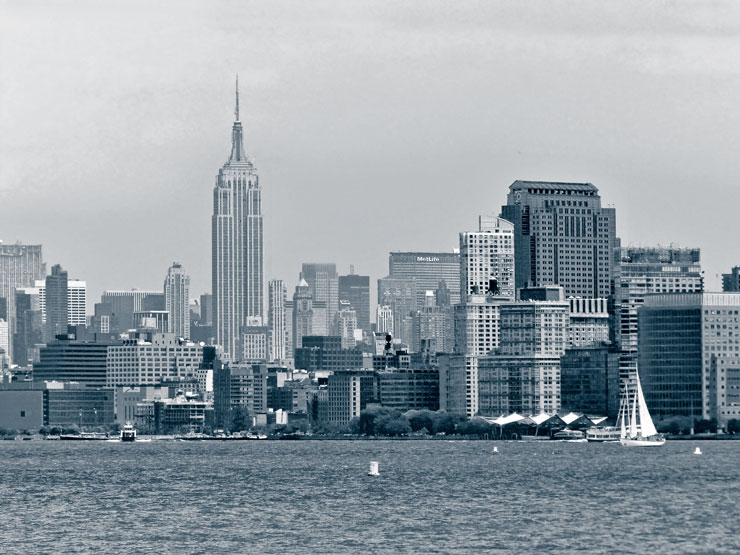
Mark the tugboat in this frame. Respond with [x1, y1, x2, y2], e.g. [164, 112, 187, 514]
[120, 423, 137, 442]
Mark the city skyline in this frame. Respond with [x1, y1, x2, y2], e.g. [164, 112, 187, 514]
[2, 2, 738, 307]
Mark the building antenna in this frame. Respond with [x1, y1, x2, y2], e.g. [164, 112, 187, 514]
[235, 74, 240, 122]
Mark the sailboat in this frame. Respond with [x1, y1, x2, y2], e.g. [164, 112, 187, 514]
[617, 371, 665, 447]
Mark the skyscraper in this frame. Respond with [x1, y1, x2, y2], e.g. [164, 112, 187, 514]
[45, 264, 68, 342]
[268, 279, 287, 361]
[338, 272, 370, 334]
[212, 78, 264, 359]
[300, 263, 338, 335]
[459, 216, 515, 299]
[389, 252, 461, 308]
[35, 278, 87, 327]
[722, 267, 740, 292]
[501, 181, 618, 298]
[0, 242, 45, 358]
[292, 279, 313, 352]
[164, 262, 191, 339]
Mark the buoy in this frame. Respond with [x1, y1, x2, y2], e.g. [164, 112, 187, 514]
[493, 446, 499, 453]
[368, 461, 379, 476]
[694, 447, 702, 455]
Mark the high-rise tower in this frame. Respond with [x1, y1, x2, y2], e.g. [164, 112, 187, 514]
[212, 78, 264, 359]
[164, 262, 191, 339]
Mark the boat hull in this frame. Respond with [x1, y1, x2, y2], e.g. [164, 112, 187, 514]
[619, 437, 666, 447]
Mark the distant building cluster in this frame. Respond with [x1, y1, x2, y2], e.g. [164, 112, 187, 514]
[2, 84, 740, 435]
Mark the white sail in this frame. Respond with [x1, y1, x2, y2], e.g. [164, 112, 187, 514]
[618, 393, 627, 439]
[636, 375, 658, 438]
[629, 384, 638, 438]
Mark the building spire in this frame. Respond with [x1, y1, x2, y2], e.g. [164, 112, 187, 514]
[229, 75, 247, 163]
[235, 74, 240, 122]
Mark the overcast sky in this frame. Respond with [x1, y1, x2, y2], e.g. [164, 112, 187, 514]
[1, 0, 738, 309]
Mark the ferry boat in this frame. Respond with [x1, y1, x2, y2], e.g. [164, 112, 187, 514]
[585, 426, 621, 442]
[553, 429, 585, 440]
[120, 423, 137, 442]
[618, 371, 665, 447]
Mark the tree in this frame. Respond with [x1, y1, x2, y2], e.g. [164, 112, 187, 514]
[455, 419, 492, 437]
[431, 411, 461, 435]
[406, 410, 435, 433]
[728, 419, 740, 434]
[694, 418, 718, 434]
[378, 416, 411, 436]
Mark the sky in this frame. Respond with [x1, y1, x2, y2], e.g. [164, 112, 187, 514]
[1, 0, 739, 311]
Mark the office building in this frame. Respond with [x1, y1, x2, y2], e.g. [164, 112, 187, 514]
[100, 290, 165, 332]
[327, 369, 377, 425]
[164, 262, 190, 339]
[292, 279, 313, 352]
[376, 305, 394, 336]
[213, 361, 268, 427]
[638, 293, 740, 427]
[501, 181, 618, 298]
[12, 287, 43, 366]
[44, 264, 68, 342]
[460, 216, 515, 299]
[377, 276, 417, 346]
[560, 346, 619, 416]
[268, 279, 287, 362]
[136, 393, 208, 434]
[35, 278, 87, 327]
[568, 297, 610, 347]
[33, 336, 114, 387]
[723, 267, 740, 292]
[46, 385, 116, 428]
[377, 368, 440, 411]
[614, 246, 703, 383]
[438, 354, 478, 417]
[242, 323, 270, 363]
[453, 294, 511, 356]
[478, 293, 570, 416]
[335, 301, 358, 348]
[133, 310, 169, 333]
[212, 80, 264, 359]
[389, 252, 461, 308]
[0, 242, 45, 358]
[300, 263, 338, 336]
[411, 291, 454, 353]
[106, 332, 203, 387]
[338, 272, 370, 334]
[294, 336, 363, 373]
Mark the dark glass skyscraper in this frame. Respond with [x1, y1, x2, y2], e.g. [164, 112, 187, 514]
[45, 264, 68, 342]
[338, 273, 370, 334]
[501, 181, 618, 298]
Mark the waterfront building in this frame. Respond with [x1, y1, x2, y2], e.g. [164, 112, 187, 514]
[453, 294, 511, 356]
[389, 252, 461, 308]
[115, 385, 169, 423]
[460, 216, 515, 299]
[33, 336, 114, 387]
[500, 181, 618, 298]
[568, 297, 610, 347]
[0, 242, 45, 359]
[292, 279, 313, 352]
[164, 262, 190, 339]
[46, 384, 116, 428]
[478, 293, 570, 416]
[300, 264, 338, 337]
[638, 293, 740, 426]
[438, 353, 478, 417]
[135, 393, 208, 434]
[268, 279, 287, 362]
[334, 301, 358, 349]
[212, 80, 264, 360]
[377, 368, 440, 411]
[294, 336, 363, 373]
[560, 346, 619, 417]
[614, 246, 703, 383]
[0, 389, 44, 430]
[213, 361, 268, 428]
[327, 369, 377, 426]
[106, 332, 203, 387]
[338, 271, 370, 334]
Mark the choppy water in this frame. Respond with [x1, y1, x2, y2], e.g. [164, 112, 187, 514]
[1, 440, 739, 554]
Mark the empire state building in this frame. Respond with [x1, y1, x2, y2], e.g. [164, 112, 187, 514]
[212, 78, 264, 359]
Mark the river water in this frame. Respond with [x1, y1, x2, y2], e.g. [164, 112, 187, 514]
[1, 440, 738, 553]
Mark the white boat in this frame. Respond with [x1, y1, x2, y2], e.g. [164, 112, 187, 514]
[553, 429, 585, 440]
[618, 372, 665, 447]
[585, 426, 621, 442]
[120, 423, 137, 442]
